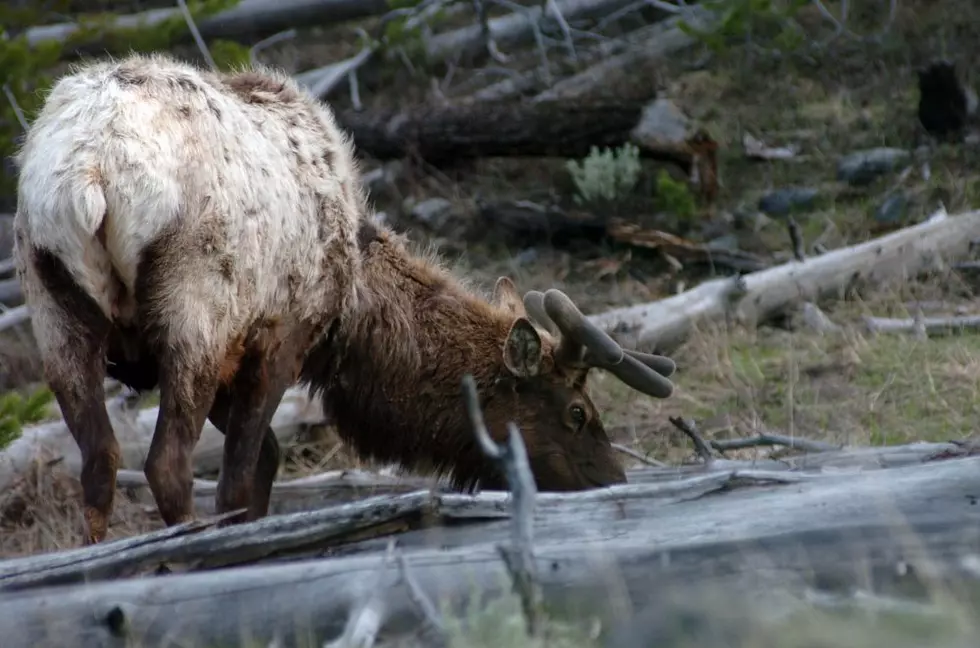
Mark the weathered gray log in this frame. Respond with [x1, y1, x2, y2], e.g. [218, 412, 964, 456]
[114, 440, 972, 517]
[0, 386, 326, 493]
[588, 208, 980, 353]
[116, 466, 443, 516]
[0, 277, 22, 306]
[423, 0, 638, 65]
[0, 454, 977, 647]
[531, 8, 716, 103]
[864, 313, 980, 336]
[22, 0, 390, 51]
[0, 491, 435, 592]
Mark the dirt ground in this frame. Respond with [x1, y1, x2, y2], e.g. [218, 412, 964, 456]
[4, 0, 980, 558]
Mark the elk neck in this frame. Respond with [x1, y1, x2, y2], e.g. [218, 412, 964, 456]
[300, 218, 512, 489]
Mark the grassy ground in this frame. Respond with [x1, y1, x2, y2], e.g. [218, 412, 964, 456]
[2, 8, 980, 641]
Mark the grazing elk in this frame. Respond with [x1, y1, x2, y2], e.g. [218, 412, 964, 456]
[12, 53, 677, 545]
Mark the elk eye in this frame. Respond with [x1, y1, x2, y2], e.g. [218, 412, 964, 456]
[569, 405, 586, 427]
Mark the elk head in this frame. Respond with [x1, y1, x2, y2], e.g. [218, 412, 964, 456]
[479, 277, 676, 491]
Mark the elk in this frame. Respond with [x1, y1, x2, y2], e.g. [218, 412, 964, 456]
[12, 53, 677, 546]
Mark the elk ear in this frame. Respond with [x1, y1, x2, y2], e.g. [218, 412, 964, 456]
[492, 276, 525, 316]
[503, 317, 544, 378]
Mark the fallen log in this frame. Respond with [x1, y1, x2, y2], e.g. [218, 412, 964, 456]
[423, 0, 639, 65]
[531, 8, 716, 103]
[2, 441, 972, 588]
[336, 99, 686, 166]
[22, 0, 390, 51]
[0, 452, 977, 647]
[116, 466, 442, 516]
[0, 386, 326, 493]
[107, 439, 968, 516]
[863, 313, 980, 337]
[587, 209, 980, 353]
[0, 277, 22, 306]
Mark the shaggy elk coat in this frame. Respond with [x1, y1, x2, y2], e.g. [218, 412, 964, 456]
[13, 53, 677, 545]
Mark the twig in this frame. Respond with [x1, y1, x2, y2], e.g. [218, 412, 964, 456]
[248, 28, 297, 67]
[711, 433, 840, 454]
[611, 443, 667, 467]
[395, 550, 446, 642]
[306, 45, 376, 99]
[788, 216, 805, 262]
[176, 0, 218, 72]
[323, 540, 397, 648]
[543, 0, 577, 60]
[461, 374, 542, 637]
[2, 84, 29, 131]
[472, 0, 510, 62]
[669, 416, 714, 464]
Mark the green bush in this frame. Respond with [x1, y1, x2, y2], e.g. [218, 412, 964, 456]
[0, 386, 55, 450]
[565, 143, 642, 205]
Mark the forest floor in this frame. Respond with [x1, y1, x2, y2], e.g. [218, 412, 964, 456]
[4, 0, 980, 557]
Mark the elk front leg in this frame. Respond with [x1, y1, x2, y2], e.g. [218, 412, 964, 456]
[207, 384, 282, 521]
[214, 330, 300, 521]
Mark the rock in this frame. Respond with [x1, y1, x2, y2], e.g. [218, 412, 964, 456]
[705, 233, 740, 252]
[758, 187, 820, 217]
[406, 197, 454, 230]
[836, 148, 910, 185]
[630, 99, 690, 155]
[874, 192, 907, 225]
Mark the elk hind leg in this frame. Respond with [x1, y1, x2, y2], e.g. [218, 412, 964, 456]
[24, 249, 118, 544]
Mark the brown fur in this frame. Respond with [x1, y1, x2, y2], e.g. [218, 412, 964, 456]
[15, 57, 636, 546]
[299, 220, 627, 492]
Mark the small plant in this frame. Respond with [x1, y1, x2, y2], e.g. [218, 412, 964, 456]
[653, 169, 697, 220]
[0, 386, 55, 450]
[443, 589, 598, 648]
[565, 143, 642, 205]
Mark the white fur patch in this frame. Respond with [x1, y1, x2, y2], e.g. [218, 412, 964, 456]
[15, 53, 369, 357]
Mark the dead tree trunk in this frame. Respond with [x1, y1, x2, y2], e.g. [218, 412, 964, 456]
[337, 100, 686, 166]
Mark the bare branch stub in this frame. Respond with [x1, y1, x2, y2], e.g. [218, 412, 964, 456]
[788, 216, 806, 262]
[669, 416, 714, 464]
[461, 374, 543, 637]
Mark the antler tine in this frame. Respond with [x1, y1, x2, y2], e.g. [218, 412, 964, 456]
[623, 349, 676, 378]
[588, 351, 674, 398]
[542, 289, 623, 366]
[522, 290, 560, 337]
[542, 289, 676, 399]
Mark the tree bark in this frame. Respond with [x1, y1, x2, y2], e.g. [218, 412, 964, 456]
[0, 451, 977, 647]
[337, 99, 687, 166]
[587, 209, 980, 353]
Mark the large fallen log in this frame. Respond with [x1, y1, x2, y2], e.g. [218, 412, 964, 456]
[0, 386, 326, 493]
[0, 450, 977, 647]
[21, 0, 390, 51]
[587, 209, 980, 353]
[2, 440, 970, 592]
[336, 99, 687, 166]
